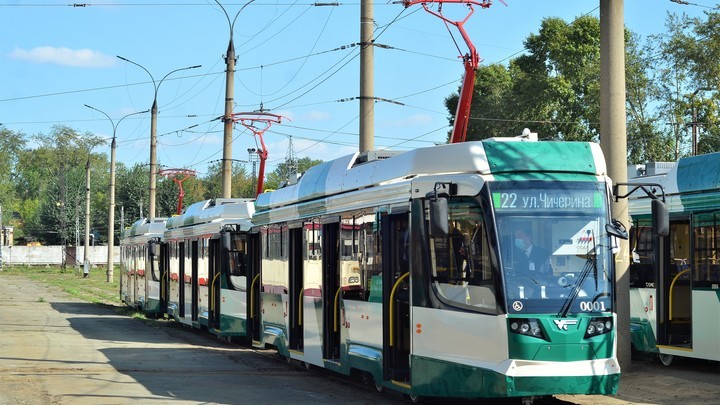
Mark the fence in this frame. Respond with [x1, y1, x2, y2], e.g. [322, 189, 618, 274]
[0, 246, 120, 266]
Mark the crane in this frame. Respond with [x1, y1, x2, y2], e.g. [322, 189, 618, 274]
[158, 168, 196, 215]
[402, 0, 502, 143]
[231, 112, 289, 197]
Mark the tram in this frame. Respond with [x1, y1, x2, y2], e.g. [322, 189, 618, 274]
[162, 198, 255, 338]
[249, 136, 627, 401]
[628, 155, 720, 365]
[119, 217, 167, 315]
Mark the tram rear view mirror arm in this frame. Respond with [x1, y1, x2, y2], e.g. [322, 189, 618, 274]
[652, 199, 669, 236]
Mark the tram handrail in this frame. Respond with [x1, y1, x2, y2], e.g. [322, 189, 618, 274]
[210, 272, 221, 313]
[250, 273, 260, 319]
[298, 288, 304, 326]
[334, 287, 342, 332]
[389, 272, 410, 347]
[669, 268, 691, 321]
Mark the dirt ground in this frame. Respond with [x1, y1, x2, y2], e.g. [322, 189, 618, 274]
[1, 275, 718, 405]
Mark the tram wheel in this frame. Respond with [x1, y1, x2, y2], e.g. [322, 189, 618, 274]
[659, 353, 674, 366]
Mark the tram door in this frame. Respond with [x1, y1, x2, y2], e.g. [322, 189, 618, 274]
[289, 226, 304, 352]
[191, 240, 199, 323]
[322, 220, 341, 360]
[178, 241, 186, 317]
[248, 231, 263, 345]
[382, 212, 411, 382]
[159, 242, 169, 316]
[208, 236, 222, 330]
[657, 219, 693, 348]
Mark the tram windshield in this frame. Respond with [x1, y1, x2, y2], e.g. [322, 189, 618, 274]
[490, 180, 614, 315]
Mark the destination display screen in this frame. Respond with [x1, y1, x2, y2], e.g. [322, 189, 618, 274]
[491, 189, 603, 211]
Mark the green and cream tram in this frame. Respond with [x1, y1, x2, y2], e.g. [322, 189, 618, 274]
[163, 198, 254, 337]
[119, 217, 167, 314]
[628, 155, 720, 365]
[249, 137, 626, 401]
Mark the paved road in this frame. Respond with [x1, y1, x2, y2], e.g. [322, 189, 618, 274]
[1, 275, 718, 405]
[0, 275, 399, 405]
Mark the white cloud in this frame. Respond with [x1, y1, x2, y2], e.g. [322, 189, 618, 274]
[9, 46, 116, 68]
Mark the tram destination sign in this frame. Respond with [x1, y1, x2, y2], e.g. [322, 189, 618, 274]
[492, 189, 602, 211]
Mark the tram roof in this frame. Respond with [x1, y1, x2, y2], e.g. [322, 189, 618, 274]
[121, 217, 167, 241]
[256, 139, 607, 211]
[629, 152, 720, 196]
[165, 198, 255, 232]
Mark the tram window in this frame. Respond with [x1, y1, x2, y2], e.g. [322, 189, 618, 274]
[629, 225, 656, 288]
[341, 213, 381, 302]
[227, 233, 248, 290]
[693, 213, 720, 284]
[429, 197, 496, 313]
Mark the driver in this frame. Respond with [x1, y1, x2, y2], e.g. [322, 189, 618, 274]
[513, 226, 553, 278]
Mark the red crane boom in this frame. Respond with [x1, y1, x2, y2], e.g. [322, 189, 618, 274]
[403, 0, 501, 143]
[230, 112, 289, 197]
[159, 168, 197, 215]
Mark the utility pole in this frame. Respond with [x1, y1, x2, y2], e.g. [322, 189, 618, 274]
[687, 87, 711, 155]
[116, 55, 200, 220]
[83, 155, 91, 277]
[600, 0, 629, 371]
[215, 0, 255, 198]
[359, 0, 374, 152]
[84, 104, 148, 282]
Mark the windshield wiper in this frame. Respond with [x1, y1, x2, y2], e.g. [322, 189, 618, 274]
[558, 232, 597, 318]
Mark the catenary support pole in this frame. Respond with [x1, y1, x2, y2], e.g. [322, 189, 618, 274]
[600, 0, 630, 371]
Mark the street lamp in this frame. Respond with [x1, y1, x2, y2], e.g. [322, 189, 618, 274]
[214, 0, 255, 198]
[686, 87, 712, 156]
[84, 104, 149, 282]
[116, 55, 201, 220]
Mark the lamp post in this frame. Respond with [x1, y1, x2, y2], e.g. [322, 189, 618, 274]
[686, 87, 712, 156]
[116, 56, 201, 220]
[214, 0, 255, 198]
[84, 104, 149, 282]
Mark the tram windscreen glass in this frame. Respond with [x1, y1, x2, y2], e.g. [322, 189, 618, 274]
[489, 181, 614, 315]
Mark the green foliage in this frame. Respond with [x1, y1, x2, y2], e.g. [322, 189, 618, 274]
[264, 157, 323, 191]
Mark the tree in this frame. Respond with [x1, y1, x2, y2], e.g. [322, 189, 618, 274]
[264, 157, 323, 191]
[444, 15, 667, 163]
[116, 162, 149, 227]
[0, 126, 25, 226]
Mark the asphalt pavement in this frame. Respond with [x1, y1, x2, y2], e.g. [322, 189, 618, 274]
[1, 274, 718, 405]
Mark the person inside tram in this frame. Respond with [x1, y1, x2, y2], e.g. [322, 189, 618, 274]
[513, 225, 553, 280]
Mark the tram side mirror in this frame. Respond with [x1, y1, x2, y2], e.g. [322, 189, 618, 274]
[606, 219, 628, 240]
[428, 198, 449, 237]
[149, 241, 159, 257]
[222, 232, 232, 251]
[652, 199, 669, 236]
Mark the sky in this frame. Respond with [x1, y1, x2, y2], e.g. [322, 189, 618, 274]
[0, 0, 715, 178]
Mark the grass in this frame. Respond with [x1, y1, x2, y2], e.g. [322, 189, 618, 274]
[0, 265, 147, 319]
[1, 265, 121, 305]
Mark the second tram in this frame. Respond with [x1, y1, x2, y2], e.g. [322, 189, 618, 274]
[628, 155, 720, 365]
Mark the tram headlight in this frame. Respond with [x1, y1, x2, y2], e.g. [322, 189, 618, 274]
[584, 317, 613, 339]
[509, 318, 546, 340]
